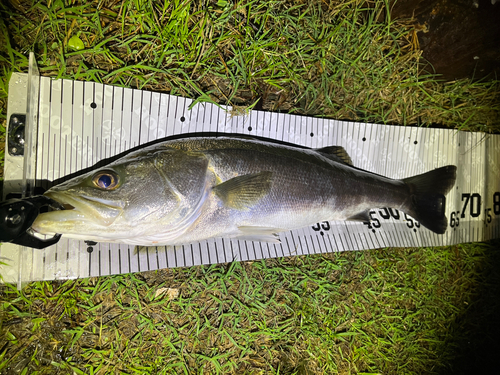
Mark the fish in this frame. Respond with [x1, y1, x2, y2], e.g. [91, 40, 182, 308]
[31, 136, 457, 245]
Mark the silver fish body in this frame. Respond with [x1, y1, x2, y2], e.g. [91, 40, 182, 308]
[32, 137, 457, 245]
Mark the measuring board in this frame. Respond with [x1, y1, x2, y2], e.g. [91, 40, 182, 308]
[2, 56, 500, 286]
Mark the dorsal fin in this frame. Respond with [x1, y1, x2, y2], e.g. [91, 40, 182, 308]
[315, 146, 353, 165]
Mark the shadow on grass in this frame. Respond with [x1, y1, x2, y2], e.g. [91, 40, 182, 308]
[443, 239, 500, 374]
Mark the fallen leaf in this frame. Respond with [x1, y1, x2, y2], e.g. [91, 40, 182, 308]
[155, 287, 179, 300]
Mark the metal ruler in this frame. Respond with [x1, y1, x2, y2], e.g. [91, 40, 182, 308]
[2, 56, 499, 286]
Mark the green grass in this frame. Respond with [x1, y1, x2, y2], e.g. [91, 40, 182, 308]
[1, 0, 499, 128]
[1, 0, 500, 373]
[1, 245, 499, 374]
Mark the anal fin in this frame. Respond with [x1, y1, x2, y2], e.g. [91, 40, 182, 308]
[347, 210, 371, 222]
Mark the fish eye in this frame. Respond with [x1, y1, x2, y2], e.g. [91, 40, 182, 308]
[92, 170, 119, 190]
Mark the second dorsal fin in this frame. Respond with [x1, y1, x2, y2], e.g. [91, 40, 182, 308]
[315, 146, 353, 165]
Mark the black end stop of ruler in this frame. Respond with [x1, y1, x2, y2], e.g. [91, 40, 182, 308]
[0, 196, 62, 249]
[8, 114, 26, 156]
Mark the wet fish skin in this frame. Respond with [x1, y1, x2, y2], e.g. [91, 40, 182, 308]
[32, 137, 457, 245]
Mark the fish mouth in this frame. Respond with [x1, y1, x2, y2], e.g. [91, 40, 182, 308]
[45, 192, 92, 213]
[60, 202, 76, 210]
[32, 191, 124, 234]
[47, 191, 123, 210]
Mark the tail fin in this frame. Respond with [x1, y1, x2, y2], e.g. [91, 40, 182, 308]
[402, 166, 457, 234]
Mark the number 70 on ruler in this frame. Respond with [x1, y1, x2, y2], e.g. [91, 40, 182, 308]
[450, 192, 500, 228]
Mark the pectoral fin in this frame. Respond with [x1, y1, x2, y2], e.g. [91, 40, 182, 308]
[213, 171, 273, 210]
[234, 226, 282, 243]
